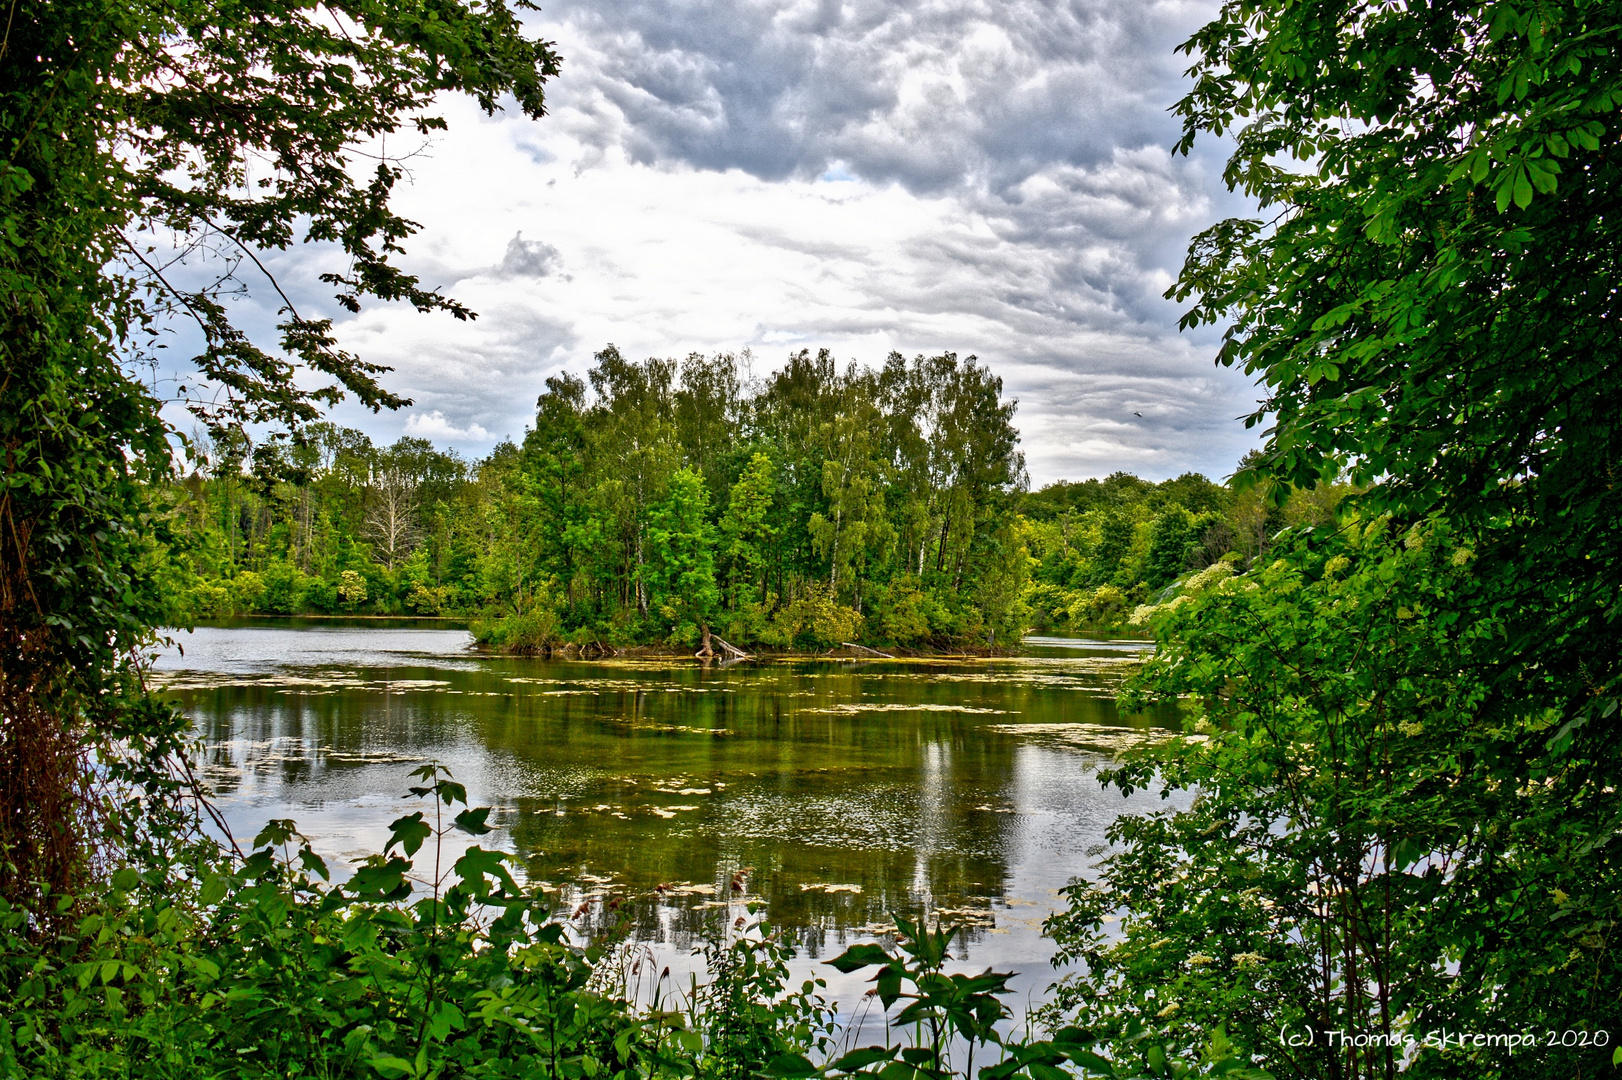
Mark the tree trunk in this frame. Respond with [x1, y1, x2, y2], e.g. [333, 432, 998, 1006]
[635, 526, 647, 615]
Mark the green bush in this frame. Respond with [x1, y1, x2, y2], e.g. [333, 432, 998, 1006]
[761, 586, 862, 650]
[186, 579, 238, 618]
[338, 568, 370, 610]
[471, 602, 562, 654]
[0, 768, 833, 1080]
[406, 583, 451, 615]
[1066, 585, 1128, 631]
[304, 576, 340, 614]
[865, 578, 936, 646]
[0, 767, 669, 1080]
[231, 571, 266, 611]
[1048, 521, 1622, 1077]
[261, 561, 309, 615]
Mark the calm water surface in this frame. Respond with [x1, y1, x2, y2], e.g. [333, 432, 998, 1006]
[153, 621, 1180, 1016]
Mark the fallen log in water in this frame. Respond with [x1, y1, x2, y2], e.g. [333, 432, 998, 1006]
[841, 641, 896, 659]
[706, 635, 752, 660]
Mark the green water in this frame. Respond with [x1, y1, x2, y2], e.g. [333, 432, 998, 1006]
[154, 622, 1179, 1007]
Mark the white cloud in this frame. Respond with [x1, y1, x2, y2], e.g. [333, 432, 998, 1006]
[275, 0, 1263, 484]
[403, 410, 492, 443]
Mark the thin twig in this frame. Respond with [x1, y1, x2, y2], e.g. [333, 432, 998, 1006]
[120, 236, 215, 341]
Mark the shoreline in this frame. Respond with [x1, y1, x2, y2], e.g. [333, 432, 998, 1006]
[162, 616, 1153, 659]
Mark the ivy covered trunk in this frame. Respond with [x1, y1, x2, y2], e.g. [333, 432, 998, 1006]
[0, 0, 559, 913]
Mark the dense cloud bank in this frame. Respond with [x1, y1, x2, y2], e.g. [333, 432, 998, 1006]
[186, 0, 1263, 483]
[550, 0, 1191, 186]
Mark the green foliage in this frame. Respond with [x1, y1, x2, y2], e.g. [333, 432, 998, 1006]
[164, 349, 1032, 653]
[645, 469, 721, 642]
[0, 762, 1260, 1080]
[1049, 520, 1622, 1078]
[339, 569, 370, 609]
[686, 917, 836, 1080]
[471, 596, 565, 655]
[1067, 586, 1127, 629]
[715, 454, 779, 640]
[762, 586, 864, 650]
[160, 354, 1353, 653]
[1053, 4, 1622, 1077]
[819, 919, 1021, 1080]
[1018, 470, 1350, 635]
[1171, 0, 1622, 543]
[1140, 509, 1196, 592]
[862, 578, 942, 647]
[167, 427, 474, 619]
[0, 0, 560, 902]
[1165, 0, 1622, 872]
[786, 919, 1268, 1080]
[0, 769, 691, 1079]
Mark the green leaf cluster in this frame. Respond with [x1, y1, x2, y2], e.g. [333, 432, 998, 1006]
[1, 768, 684, 1079]
[1018, 463, 1356, 635]
[0, 0, 559, 902]
[1047, 518, 1621, 1078]
[1044, 4, 1622, 1075]
[0, 763, 1259, 1080]
[778, 919, 1268, 1080]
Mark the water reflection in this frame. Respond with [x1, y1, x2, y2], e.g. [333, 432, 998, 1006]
[155, 623, 1180, 999]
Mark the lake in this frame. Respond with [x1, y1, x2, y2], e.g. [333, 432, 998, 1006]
[152, 620, 1180, 1019]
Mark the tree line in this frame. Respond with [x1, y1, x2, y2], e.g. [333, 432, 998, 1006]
[165, 347, 1343, 651]
[170, 346, 1024, 651]
[1019, 461, 1349, 633]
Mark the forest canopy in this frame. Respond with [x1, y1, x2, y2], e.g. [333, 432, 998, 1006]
[165, 346, 1324, 653]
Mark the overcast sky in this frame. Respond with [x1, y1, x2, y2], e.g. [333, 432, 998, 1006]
[257, 0, 1263, 486]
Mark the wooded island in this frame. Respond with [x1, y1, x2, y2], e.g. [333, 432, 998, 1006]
[164, 346, 1344, 652]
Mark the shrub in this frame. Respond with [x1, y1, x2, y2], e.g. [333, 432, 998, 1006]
[187, 579, 237, 618]
[0, 762, 1235, 1080]
[471, 593, 563, 654]
[303, 576, 339, 613]
[406, 583, 450, 615]
[762, 586, 862, 649]
[231, 571, 266, 611]
[0, 768, 681, 1079]
[261, 560, 308, 614]
[1067, 585, 1127, 630]
[866, 578, 935, 646]
[337, 569, 369, 609]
